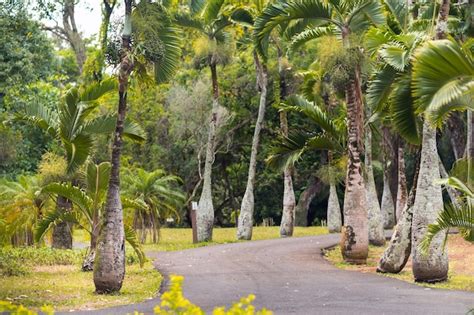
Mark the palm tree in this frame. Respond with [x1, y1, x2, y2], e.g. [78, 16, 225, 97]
[174, 0, 236, 242]
[93, 0, 182, 293]
[35, 162, 146, 271]
[15, 78, 143, 249]
[411, 36, 472, 282]
[267, 94, 346, 233]
[122, 168, 185, 244]
[0, 175, 45, 246]
[254, 0, 385, 263]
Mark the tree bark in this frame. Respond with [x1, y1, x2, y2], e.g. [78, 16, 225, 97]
[277, 48, 296, 238]
[52, 196, 73, 249]
[196, 61, 219, 242]
[365, 127, 385, 246]
[446, 113, 465, 160]
[396, 140, 408, 222]
[95, 0, 116, 81]
[340, 60, 368, 264]
[237, 52, 268, 240]
[377, 149, 420, 274]
[327, 182, 342, 233]
[62, 0, 87, 74]
[411, 120, 448, 283]
[93, 0, 132, 293]
[294, 176, 323, 227]
[381, 128, 396, 228]
[410, 0, 450, 283]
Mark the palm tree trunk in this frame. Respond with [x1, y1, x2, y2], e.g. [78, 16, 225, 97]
[237, 52, 268, 240]
[93, 0, 132, 293]
[378, 149, 420, 274]
[52, 196, 73, 249]
[82, 212, 101, 272]
[277, 48, 296, 238]
[411, 120, 448, 282]
[295, 176, 322, 227]
[365, 126, 385, 246]
[446, 113, 465, 160]
[196, 61, 219, 242]
[410, 0, 450, 283]
[327, 181, 342, 233]
[381, 128, 395, 229]
[395, 140, 408, 222]
[340, 63, 368, 264]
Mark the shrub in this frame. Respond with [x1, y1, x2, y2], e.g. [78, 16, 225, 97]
[0, 301, 53, 315]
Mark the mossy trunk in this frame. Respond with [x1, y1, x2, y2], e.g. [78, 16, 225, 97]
[237, 53, 268, 240]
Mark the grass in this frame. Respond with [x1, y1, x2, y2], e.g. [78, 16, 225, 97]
[324, 234, 474, 292]
[143, 226, 329, 251]
[0, 262, 161, 311]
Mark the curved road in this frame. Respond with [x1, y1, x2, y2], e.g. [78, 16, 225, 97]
[69, 234, 474, 314]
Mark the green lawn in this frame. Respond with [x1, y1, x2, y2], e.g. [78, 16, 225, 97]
[143, 226, 329, 251]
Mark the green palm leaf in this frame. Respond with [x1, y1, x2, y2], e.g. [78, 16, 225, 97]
[79, 78, 117, 103]
[289, 26, 336, 52]
[124, 224, 147, 267]
[15, 102, 58, 138]
[202, 0, 225, 24]
[412, 39, 474, 114]
[367, 65, 398, 114]
[63, 134, 94, 175]
[35, 208, 87, 243]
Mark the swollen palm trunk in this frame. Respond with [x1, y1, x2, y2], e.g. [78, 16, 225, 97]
[280, 167, 296, 237]
[411, 120, 448, 282]
[327, 182, 342, 233]
[295, 177, 322, 227]
[93, 1, 131, 292]
[340, 78, 368, 264]
[237, 54, 268, 240]
[396, 143, 408, 222]
[365, 128, 385, 246]
[381, 173, 395, 229]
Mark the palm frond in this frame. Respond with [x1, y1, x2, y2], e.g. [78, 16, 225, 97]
[266, 130, 310, 171]
[124, 224, 147, 267]
[366, 65, 398, 114]
[289, 26, 336, 52]
[202, 0, 225, 23]
[63, 134, 94, 175]
[35, 208, 86, 243]
[14, 102, 58, 138]
[79, 78, 117, 103]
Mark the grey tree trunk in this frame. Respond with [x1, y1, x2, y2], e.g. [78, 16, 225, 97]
[340, 62, 368, 264]
[381, 172, 395, 229]
[237, 52, 268, 240]
[396, 141, 408, 222]
[411, 120, 448, 283]
[196, 62, 220, 242]
[378, 150, 420, 274]
[365, 127, 385, 246]
[52, 196, 73, 249]
[295, 177, 322, 227]
[277, 49, 296, 238]
[62, 0, 87, 74]
[447, 113, 465, 160]
[327, 182, 342, 233]
[93, 0, 132, 293]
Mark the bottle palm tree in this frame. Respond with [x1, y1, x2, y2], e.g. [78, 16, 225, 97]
[122, 168, 185, 244]
[267, 94, 346, 233]
[35, 161, 146, 271]
[93, 0, 182, 293]
[254, 0, 385, 263]
[15, 78, 144, 249]
[173, 0, 236, 242]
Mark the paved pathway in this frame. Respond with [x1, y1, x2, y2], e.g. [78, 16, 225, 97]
[66, 234, 474, 315]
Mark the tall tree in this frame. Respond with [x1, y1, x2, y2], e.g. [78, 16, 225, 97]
[174, 0, 235, 242]
[255, 0, 385, 263]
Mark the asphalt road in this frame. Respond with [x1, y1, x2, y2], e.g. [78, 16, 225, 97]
[63, 233, 474, 315]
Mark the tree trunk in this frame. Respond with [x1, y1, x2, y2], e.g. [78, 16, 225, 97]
[62, 0, 87, 74]
[93, 0, 132, 293]
[52, 196, 73, 249]
[446, 113, 465, 160]
[196, 61, 219, 242]
[340, 62, 368, 264]
[277, 48, 296, 238]
[439, 156, 461, 208]
[237, 52, 268, 240]
[411, 120, 448, 283]
[381, 128, 395, 229]
[95, 0, 116, 81]
[365, 127, 385, 246]
[328, 182, 342, 233]
[295, 176, 323, 227]
[377, 149, 420, 274]
[82, 221, 100, 272]
[410, 0, 450, 284]
[396, 140, 408, 222]
[467, 110, 473, 189]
